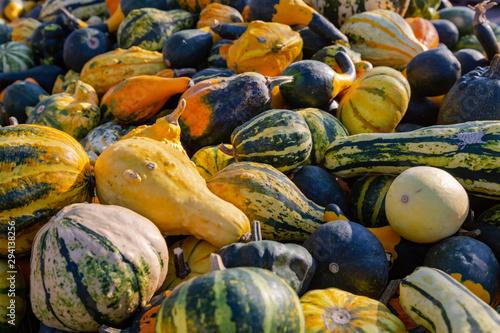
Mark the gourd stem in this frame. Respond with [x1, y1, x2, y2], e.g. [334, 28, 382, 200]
[218, 143, 235, 157]
[210, 253, 226, 272]
[266, 75, 294, 91]
[9, 117, 18, 125]
[99, 325, 129, 333]
[441, 0, 453, 8]
[457, 228, 481, 238]
[471, 0, 496, 26]
[173, 247, 191, 279]
[239, 231, 252, 243]
[173, 68, 197, 77]
[379, 279, 401, 305]
[164, 99, 186, 125]
[251, 221, 263, 242]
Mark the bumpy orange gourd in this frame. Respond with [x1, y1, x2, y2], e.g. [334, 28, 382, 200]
[120, 99, 187, 155]
[100, 75, 192, 124]
[227, 20, 303, 77]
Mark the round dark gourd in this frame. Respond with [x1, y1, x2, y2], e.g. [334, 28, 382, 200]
[63, 28, 112, 72]
[2, 80, 48, 123]
[437, 54, 500, 124]
[405, 48, 461, 97]
[423, 236, 500, 305]
[163, 29, 213, 69]
[454, 48, 488, 75]
[430, 19, 460, 50]
[401, 95, 439, 127]
[303, 220, 389, 299]
[121, 0, 170, 17]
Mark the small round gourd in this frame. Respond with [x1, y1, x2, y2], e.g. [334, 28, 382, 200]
[385, 166, 469, 243]
[63, 27, 112, 72]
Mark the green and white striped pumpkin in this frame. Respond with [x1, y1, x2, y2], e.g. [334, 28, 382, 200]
[155, 266, 306, 332]
[226, 109, 313, 173]
[400, 266, 500, 332]
[30, 203, 169, 332]
[0, 41, 34, 73]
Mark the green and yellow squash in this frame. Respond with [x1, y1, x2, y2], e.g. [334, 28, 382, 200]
[0, 41, 35, 73]
[30, 203, 169, 332]
[219, 109, 312, 173]
[94, 137, 251, 248]
[191, 144, 235, 181]
[80, 46, 168, 97]
[404, 0, 441, 19]
[7, 18, 41, 46]
[38, 0, 107, 21]
[26, 80, 101, 141]
[340, 9, 427, 69]
[300, 287, 406, 332]
[0, 260, 26, 332]
[400, 266, 500, 332]
[0, 124, 92, 257]
[51, 69, 80, 94]
[322, 121, 500, 200]
[117, 8, 195, 52]
[155, 265, 306, 332]
[207, 161, 325, 242]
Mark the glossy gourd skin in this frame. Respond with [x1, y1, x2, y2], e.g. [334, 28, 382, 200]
[207, 162, 326, 242]
[191, 144, 235, 181]
[0, 124, 92, 257]
[217, 237, 316, 296]
[423, 236, 499, 305]
[2, 80, 48, 123]
[303, 220, 389, 299]
[155, 267, 306, 332]
[300, 288, 406, 332]
[30, 203, 169, 332]
[94, 137, 251, 248]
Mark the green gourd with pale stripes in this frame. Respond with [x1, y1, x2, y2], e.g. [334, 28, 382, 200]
[0, 41, 35, 73]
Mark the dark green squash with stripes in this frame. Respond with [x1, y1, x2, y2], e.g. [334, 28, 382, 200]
[117, 8, 195, 52]
[190, 144, 236, 181]
[0, 124, 92, 257]
[220, 109, 312, 173]
[400, 266, 500, 332]
[322, 121, 500, 200]
[348, 174, 396, 228]
[30, 203, 169, 332]
[38, 0, 107, 21]
[207, 162, 326, 242]
[155, 266, 305, 332]
[423, 236, 500, 305]
[295, 108, 349, 166]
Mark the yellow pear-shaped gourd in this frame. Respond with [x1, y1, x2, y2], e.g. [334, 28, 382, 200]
[120, 99, 187, 155]
[94, 137, 251, 248]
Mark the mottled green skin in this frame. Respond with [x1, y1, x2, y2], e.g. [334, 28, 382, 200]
[39, 0, 107, 21]
[435, 6, 475, 36]
[231, 109, 312, 173]
[423, 236, 500, 305]
[0, 42, 35, 73]
[117, 8, 195, 52]
[404, 0, 441, 20]
[303, 220, 389, 299]
[348, 175, 395, 228]
[155, 267, 306, 332]
[217, 241, 316, 296]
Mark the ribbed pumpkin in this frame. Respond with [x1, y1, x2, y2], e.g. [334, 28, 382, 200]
[191, 144, 235, 181]
[196, 3, 244, 28]
[26, 80, 101, 141]
[340, 9, 427, 69]
[160, 236, 218, 291]
[0, 124, 92, 257]
[30, 203, 169, 332]
[301, 288, 406, 332]
[337, 66, 411, 134]
[227, 20, 303, 77]
[0, 259, 26, 332]
[0, 41, 35, 72]
[80, 46, 168, 96]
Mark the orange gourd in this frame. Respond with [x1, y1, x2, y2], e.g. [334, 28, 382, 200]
[105, 0, 120, 16]
[405, 17, 440, 49]
[196, 3, 244, 28]
[100, 75, 192, 124]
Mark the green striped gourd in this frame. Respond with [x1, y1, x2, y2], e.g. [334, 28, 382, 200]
[349, 175, 395, 228]
[0, 260, 26, 332]
[30, 203, 169, 332]
[206, 162, 326, 242]
[340, 9, 427, 69]
[155, 266, 305, 332]
[0, 124, 92, 257]
[322, 121, 500, 200]
[295, 108, 349, 166]
[117, 8, 195, 52]
[400, 266, 500, 332]
[309, 0, 411, 27]
[477, 203, 500, 224]
[220, 109, 312, 173]
[191, 144, 236, 181]
[0, 41, 34, 72]
[39, 0, 107, 21]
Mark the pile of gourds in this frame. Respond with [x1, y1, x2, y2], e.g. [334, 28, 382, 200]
[1, 0, 500, 332]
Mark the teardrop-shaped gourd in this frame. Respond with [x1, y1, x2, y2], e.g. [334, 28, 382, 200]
[100, 75, 192, 125]
[94, 137, 251, 248]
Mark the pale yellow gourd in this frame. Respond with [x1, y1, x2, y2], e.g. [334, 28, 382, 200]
[94, 137, 251, 248]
